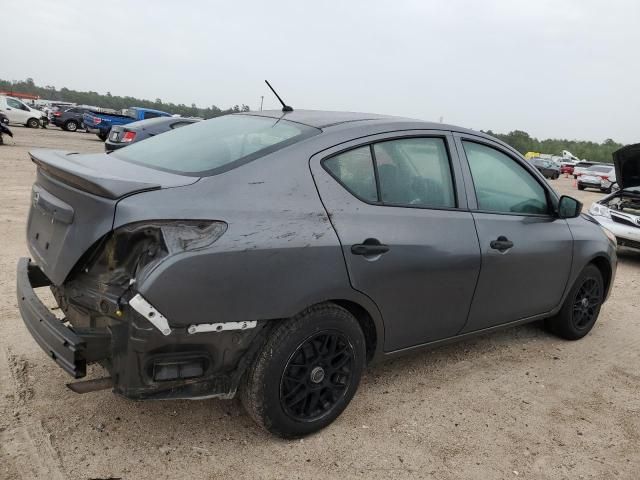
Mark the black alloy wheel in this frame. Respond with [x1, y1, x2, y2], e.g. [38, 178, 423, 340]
[571, 277, 601, 331]
[280, 331, 354, 422]
[546, 264, 604, 340]
[240, 303, 365, 438]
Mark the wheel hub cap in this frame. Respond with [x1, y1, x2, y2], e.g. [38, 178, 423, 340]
[310, 366, 325, 384]
[581, 297, 589, 308]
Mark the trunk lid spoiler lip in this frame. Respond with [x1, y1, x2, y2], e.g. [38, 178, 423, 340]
[29, 149, 196, 200]
[613, 143, 640, 191]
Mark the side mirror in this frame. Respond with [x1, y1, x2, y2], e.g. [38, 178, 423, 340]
[557, 195, 582, 218]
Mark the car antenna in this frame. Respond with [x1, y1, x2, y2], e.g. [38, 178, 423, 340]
[265, 80, 293, 112]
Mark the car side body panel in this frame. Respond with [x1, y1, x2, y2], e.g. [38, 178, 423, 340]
[113, 134, 388, 357]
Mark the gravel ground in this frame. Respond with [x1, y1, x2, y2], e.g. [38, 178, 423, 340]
[0, 126, 639, 480]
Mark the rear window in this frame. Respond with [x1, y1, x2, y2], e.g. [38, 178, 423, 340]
[112, 114, 319, 176]
[588, 166, 614, 173]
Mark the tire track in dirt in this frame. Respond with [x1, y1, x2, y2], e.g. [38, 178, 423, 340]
[0, 347, 66, 480]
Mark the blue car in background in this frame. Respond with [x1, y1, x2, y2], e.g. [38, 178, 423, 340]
[83, 107, 171, 141]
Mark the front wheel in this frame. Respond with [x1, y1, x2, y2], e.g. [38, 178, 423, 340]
[26, 117, 40, 128]
[240, 303, 366, 438]
[578, 184, 585, 190]
[545, 264, 604, 340]
[65, 120, 78, 132]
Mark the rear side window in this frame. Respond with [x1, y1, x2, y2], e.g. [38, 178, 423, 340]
[113, 114, 319, 176]
[143, 111, 162, 119]
[463, 141, 548, 215]
[374, 138, 455, 208]
[324, 137, 456, 209]
[324, 146, 378, 202]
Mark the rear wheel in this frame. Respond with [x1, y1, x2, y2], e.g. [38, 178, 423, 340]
[545, 264, 604, 340]
[26, 117, 40, 128]
[97, 131, 109, 141]
[578, 184, 585, 190]
[240, 303, 366, 438]
[64, 120, 78, 132]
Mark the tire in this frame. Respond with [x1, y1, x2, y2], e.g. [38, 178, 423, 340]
[26, 117, 40, 128]
[240, 303, 366, 438]
[545, 264, 604, 340]
[553, 173, 559, 180]
[97, 131, 109, 141]
[64, 120, 78, 132]
[578, 184, 585, 190]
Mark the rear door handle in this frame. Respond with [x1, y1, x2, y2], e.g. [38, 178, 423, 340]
[351, 238, 390, 256]
[490, 236, 514, 252]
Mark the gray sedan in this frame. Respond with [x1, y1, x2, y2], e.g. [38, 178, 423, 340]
[17, 110, 616, 437]
[105, 116, 201, 151]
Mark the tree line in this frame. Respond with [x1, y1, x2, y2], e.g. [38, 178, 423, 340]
[0, 78, 249, 119]
[1, 79, 626, 161]
[483, 129, 623, 163]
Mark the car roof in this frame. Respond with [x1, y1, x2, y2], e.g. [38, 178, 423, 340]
[131, 107, 170, 115]
[119, 116, 198, 130]
[238, 109, 496, 139]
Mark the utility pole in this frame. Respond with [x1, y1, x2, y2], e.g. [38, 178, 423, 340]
[260, 96, 264, 111]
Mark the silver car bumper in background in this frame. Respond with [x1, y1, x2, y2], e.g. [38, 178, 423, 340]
[596, 214, 640, 250]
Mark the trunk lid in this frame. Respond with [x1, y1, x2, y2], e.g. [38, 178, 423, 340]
[613, 143, 640, 190]
[27, 149, 198, 285]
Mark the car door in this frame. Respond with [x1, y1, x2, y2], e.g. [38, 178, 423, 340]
[311, 132, 481, 352]
[4, 97, 30, 123]
[454, 135, 573, 333]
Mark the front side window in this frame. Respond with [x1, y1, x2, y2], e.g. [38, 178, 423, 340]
[113, 114, 319, 176]
[7, 98, 23, 109]
[373, 138, 455, 208]
[324, 146, 377, 202]
[463, 141, 549, 215]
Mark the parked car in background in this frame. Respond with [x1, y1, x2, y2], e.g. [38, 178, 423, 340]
[589, 143, 640, 251]
[600, 171, 618, 194]
[530, 157, 560, 179]
[0, 95, 46, 128]
[51, 107, 92, 132]
[105, 116, 200, 151]
[560, 162, 577, 175]
[577, 165, 616, 192]
[573, 161, 598, 178]
[17, 110, 617, 438]
[83, 107, 171, 141]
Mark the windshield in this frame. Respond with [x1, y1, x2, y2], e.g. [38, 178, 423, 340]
[112, 114, 319, 176]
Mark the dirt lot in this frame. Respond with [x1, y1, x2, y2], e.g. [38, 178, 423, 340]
[0, 126, 638, 480]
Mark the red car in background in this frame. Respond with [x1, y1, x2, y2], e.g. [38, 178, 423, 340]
[560, 162, 576, 175]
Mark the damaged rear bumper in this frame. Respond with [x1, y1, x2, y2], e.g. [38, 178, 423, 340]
[16, 257, 109, 378]
[16, 257, 266, 400]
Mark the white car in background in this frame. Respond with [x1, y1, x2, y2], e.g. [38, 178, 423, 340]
[589, 143, 640, 251]
[0, 95, 45, 128]
[577, 165, 616, 192]
[572, 161, 598, 178]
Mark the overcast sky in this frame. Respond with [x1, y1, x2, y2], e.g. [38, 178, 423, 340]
[4, 0, 638, 143]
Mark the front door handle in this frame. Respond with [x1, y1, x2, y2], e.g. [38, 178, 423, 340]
[351, 238, 390, 256]
[490, 236, 514, 252]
